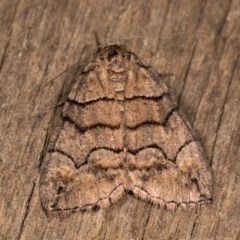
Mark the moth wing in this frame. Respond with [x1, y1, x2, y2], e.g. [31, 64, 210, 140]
[40, 152, 125, 211]
[128, 139, 212, 208]
[40, 69, 125, 212]
[125, 64, 212, 208]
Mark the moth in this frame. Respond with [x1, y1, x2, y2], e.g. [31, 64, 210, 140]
[40, 44, 212, 212]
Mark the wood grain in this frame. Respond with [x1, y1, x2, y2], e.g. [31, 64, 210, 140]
[0, 0, 239, 239]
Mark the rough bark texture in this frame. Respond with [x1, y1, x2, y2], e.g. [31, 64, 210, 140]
[0, 0, 239, 239]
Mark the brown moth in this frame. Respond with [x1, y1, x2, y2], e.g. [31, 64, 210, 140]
[40, 44, 212, 212]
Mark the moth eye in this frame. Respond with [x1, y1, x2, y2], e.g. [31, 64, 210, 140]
[92, 205, 100, 211]
[107, 48, 118, 61]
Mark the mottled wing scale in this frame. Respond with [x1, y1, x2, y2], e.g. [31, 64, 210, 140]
[40, 45, 212, 212]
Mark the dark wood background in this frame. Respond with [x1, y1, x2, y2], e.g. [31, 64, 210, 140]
[0, 1, 240, 239]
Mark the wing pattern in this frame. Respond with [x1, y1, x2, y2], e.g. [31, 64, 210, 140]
[40, 45, 212, 211]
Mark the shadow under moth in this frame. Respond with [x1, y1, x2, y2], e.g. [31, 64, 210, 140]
[40, 44, 212, 212]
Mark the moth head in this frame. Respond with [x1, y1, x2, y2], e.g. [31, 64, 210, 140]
[96, 44, 131, 73]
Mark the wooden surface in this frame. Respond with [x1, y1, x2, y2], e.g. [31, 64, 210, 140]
[0, 0, 239, 239]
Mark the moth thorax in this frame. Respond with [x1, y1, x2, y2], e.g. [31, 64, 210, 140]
[108, 58, 126, 73]
[107, 54, 127, 97]
[108, 65, 126, 98]
[110, 74, 126, 100]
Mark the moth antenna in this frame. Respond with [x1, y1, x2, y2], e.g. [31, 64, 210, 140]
[39, 46, 93, 93]
[119, 31, 211, 43]
[40, 31, 210, 94]
[94, 32, 102, 53]
[38, 101, 65, 111]
[39, 62, 80, 92]
[159, 31, 211, 39]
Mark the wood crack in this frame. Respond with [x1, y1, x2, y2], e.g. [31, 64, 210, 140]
[210, 55, 238, 165]
[16, 183, 36, 240]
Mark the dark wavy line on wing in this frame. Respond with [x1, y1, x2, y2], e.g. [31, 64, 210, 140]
[66, 92, 170, 106]
[61, 115, 121, 133]
[126, 106, 178, 130]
